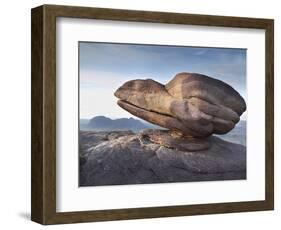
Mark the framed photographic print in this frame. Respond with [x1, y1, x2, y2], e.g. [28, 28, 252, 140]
[31, 4, 274, 224]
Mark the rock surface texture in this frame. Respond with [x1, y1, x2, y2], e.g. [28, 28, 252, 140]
[79, 130, 246, 186]
[114, 72, 246, 138]
[79, 72, 247, 186]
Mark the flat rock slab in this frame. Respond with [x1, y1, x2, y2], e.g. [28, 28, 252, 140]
[79, 130, 246, 186]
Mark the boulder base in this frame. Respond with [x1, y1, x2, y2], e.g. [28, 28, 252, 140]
[140, 129, 210, 151]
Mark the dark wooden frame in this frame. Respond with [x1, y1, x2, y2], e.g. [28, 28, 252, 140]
[31, 4, 274, 225]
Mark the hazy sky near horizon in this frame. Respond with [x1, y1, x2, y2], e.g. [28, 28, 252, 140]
[79, 42, 247, 120]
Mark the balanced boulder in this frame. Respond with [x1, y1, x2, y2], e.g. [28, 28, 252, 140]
[115, 72, 246, 138]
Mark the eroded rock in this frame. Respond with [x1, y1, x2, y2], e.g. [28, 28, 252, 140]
[140, 129, 210, 151]
[79, 130, 246, 186]
[114, 72, 246, 139]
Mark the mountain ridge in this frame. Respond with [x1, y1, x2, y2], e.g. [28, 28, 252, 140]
[80, 116, 246, 146]
[84, 115, 148, 132]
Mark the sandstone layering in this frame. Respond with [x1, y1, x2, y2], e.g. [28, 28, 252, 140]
[115, 72, 246, 138]
[114, 72, 246, 151]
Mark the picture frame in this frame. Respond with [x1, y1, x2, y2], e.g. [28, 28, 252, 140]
[31, 4, 274, 225]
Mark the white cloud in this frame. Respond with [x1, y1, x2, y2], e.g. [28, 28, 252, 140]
[194, 49, 208, 55]
[80, 70, 155, 119]
[80, 88, 136, 119]
[80, 69, 157, 88]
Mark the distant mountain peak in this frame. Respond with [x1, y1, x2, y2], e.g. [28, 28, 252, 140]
[86, 115, 148, 132]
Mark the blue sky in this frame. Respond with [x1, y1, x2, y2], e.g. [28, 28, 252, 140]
[79, 42, 246, 120]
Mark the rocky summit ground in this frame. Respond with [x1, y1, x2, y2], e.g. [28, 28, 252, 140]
[79, 130, 246, 186]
